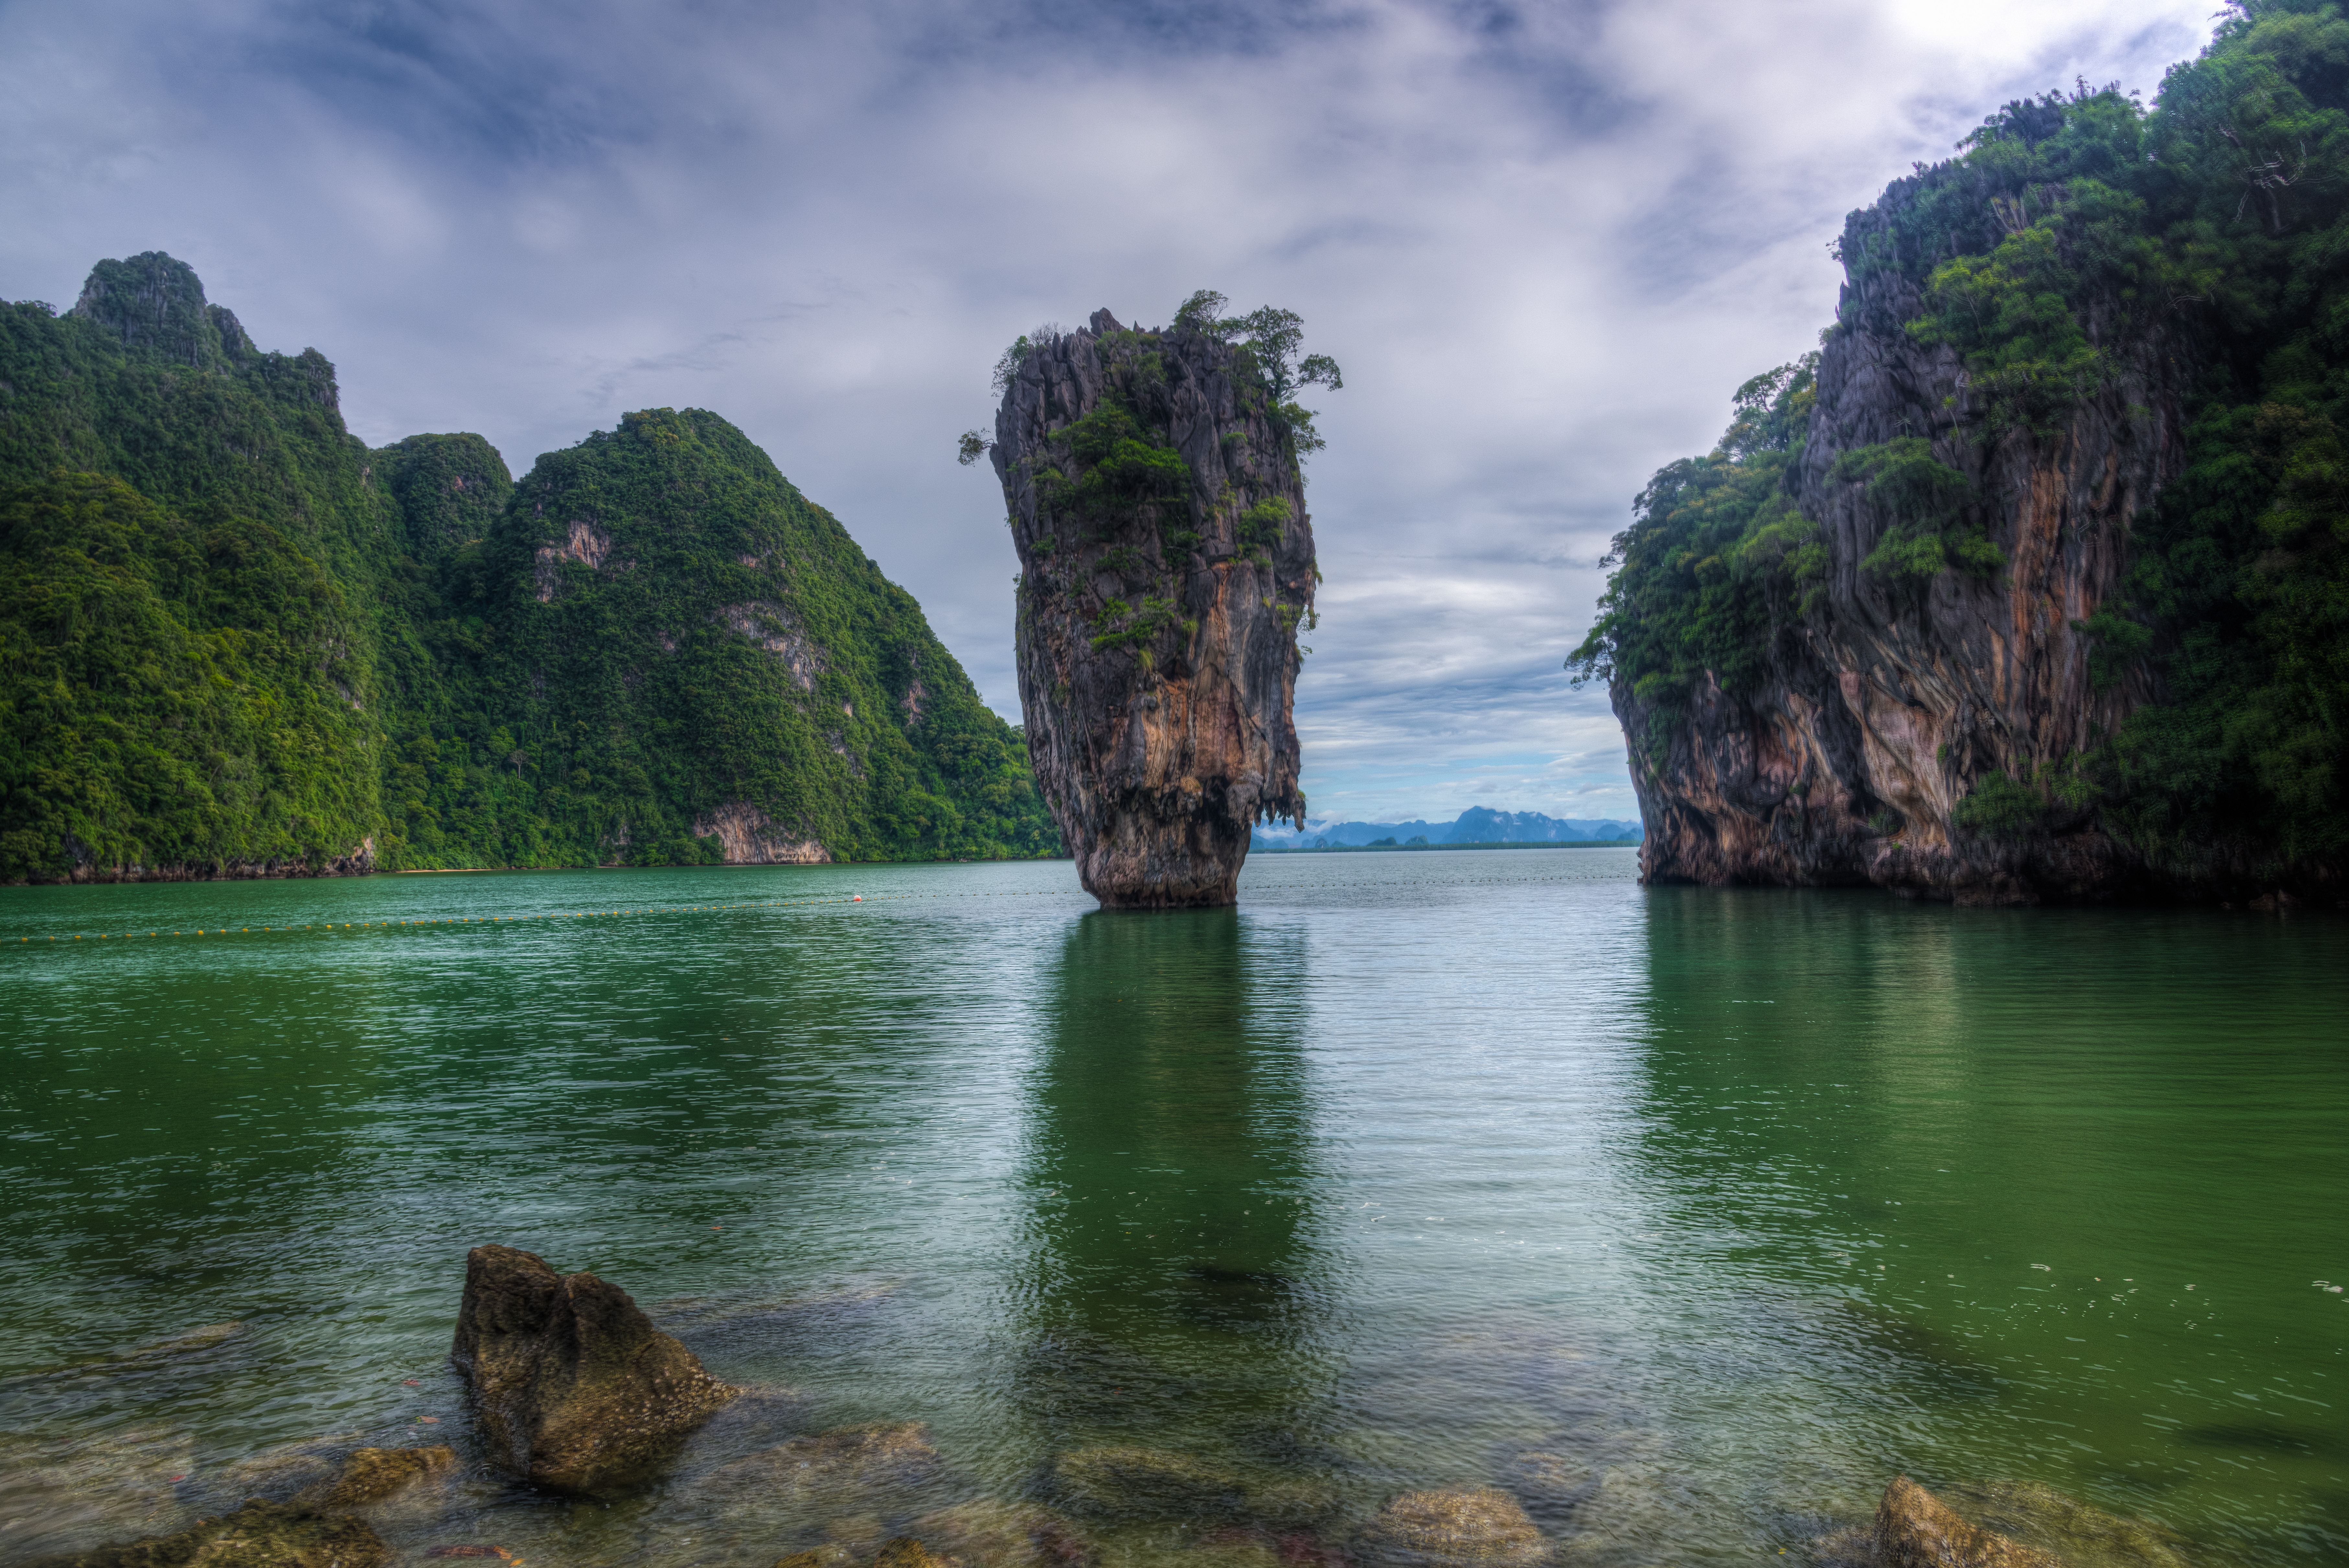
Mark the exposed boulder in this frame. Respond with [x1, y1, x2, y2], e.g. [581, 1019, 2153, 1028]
[1357, 1487, 1548, 1568]
[449, 1244, 737, 1496]
[1874, 1477, 2061, 1568]
[989, 309, 1319, 907]
[18, 1499, 387, 1568]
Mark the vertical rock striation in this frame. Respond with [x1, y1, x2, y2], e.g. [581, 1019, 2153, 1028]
[1614, 201, 2193, 903]
[991, 310, 1315, 907]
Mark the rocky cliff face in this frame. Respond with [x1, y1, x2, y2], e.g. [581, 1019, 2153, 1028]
[1617, 229, 2192, 904]
[992, 310, 1314, 907]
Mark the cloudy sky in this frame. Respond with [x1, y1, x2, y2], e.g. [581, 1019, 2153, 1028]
[1, 0, 2217, 826]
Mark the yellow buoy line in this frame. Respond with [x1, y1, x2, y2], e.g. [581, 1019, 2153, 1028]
[10, 872, 1597, 947]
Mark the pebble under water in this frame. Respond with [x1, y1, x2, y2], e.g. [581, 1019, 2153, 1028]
[0, 849, 2343, 1567]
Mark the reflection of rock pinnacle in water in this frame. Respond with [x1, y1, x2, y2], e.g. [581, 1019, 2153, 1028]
[1009, 910, 1328, 1443]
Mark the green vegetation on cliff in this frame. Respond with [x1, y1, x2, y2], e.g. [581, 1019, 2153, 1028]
[1565, 359, 1821, 761]
[1573, 0, 2349, 871]
[0, 253, 1056, 880]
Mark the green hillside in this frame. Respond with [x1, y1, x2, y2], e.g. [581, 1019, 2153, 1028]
[0, 252, 1055, 881]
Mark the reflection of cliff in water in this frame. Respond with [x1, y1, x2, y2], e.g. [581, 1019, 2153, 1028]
[1009, 909, 1336, 1454]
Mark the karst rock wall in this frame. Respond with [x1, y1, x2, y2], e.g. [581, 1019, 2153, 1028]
[991, 310, 1314, 908]
[1617, 228, 2194, 904]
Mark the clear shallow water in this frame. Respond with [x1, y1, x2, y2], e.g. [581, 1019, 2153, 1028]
[0, 850, 2343, 1566]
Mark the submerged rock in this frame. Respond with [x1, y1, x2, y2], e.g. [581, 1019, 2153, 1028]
[1545, 1462, 1714, 1568]
[1047, 1447, 1333, 1529]
[1047, 1446, 1249, 1520]
[909, 1500, 1093, 1568]
[873, 1539, 954, 1568]
[18, 1499, 387, 1568]
[775, 1549, 859, 1568]
[223, 1451, 339, 1502]
[449, 1243, 738, 1496]
[1153, 1536, 1283, 1568]
[6, 1324, 245, 1385]
[1933, 1480, 2196, 1568]
[1357, 1487, 1547, 1568]
[302, 1446, 457, 1508]
[817, 1515, 891, 1554]
[0, 1429, 194, 1561]
[1874, 1477, 2060, 1568]
[769, 1534, 951, 1568]
[710, 1420, 944, 1502]
[1506, 1454, 1595, 1523]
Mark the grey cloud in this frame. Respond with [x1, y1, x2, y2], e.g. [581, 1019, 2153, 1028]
[0, 0, 2218, 823]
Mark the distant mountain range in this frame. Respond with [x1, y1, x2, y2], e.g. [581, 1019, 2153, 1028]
[1252, 807, 1642, 849]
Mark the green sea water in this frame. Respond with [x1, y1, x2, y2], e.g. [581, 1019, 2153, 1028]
[0, 850, 2342, 1566]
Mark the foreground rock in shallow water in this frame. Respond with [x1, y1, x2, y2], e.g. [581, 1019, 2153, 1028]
[1875, 1477, 2060, 1568]
[21, 1499, 387, 1568]
[989, 309, 1317, 908]
[1357, 1487, 1547, 1568]
[450, 1243, 737, 1496]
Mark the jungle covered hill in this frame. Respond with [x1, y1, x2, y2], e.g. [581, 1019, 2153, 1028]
[0, 252, 1057, 882]
[1570, 0, 2349, 903]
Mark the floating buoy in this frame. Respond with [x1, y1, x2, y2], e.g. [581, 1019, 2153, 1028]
[853, 895, 863, 902]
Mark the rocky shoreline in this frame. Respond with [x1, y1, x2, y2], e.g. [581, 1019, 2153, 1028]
[7, 1251, 2205, 1568]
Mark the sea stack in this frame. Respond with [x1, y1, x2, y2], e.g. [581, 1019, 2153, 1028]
[989, 307, 1318, 907]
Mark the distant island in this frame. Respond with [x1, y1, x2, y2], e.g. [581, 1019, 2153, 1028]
[1252, 807, 1641, 851]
